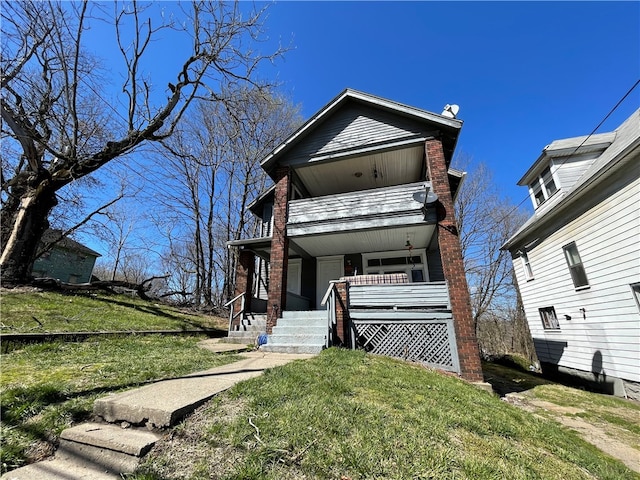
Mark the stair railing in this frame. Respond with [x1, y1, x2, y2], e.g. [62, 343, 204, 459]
[223, 292, 245, 332]
[320, 281, 338, 348]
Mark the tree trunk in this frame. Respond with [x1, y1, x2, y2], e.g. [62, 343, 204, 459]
[1, 179, 58, 286]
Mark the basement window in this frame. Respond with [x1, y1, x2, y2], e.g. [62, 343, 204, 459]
[539, 306, 560, 330]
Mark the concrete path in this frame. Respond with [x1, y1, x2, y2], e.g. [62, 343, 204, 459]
[2, 341, 315, 480]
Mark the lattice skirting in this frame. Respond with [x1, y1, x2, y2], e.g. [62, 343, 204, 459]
[352, 320, 460, 373]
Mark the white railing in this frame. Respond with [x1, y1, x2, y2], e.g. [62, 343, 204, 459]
[320, 281, 339, 348]
[223, 292, 245, 332]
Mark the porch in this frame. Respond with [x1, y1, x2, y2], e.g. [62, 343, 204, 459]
[227, 277, 459, 373]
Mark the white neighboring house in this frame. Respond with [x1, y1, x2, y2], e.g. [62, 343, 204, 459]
[502, 108, 640, 400]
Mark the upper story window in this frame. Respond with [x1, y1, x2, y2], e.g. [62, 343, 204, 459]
[529, 166, 558, 207]
[520, 251, 534, 280]
[563, 242, 589, 289]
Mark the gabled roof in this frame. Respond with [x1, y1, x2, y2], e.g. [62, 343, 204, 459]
[260, 88, 463, 176]
[40, 229, 101, 257]
[517, 131, 617, 186]
[503, 108, 640, 251]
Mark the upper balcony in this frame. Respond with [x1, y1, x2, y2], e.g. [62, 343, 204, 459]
[285, 182, 438, 258]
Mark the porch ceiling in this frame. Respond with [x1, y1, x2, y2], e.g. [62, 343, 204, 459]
[294, 143, 425, 197]
[289, 224, 436, 258]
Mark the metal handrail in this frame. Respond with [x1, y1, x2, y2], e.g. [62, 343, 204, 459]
[321, 282, 338, 348]
[224, 292, 246, 332]
[320, 281, 337, 307]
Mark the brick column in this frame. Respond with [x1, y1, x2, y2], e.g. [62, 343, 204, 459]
[233, 249, 254, 320]
[267, 166, 290, 334]
[425, 139, 483, 382]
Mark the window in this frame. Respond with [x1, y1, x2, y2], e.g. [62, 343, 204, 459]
[529, 165, 559, 207]
[363, 250, 427, 282]
[520, 251, 534, 280]
[563, 242, 589, 289]
[631, 283, 640, 313]
[539, 306, 560, 330]
[541, 166, 557, 196]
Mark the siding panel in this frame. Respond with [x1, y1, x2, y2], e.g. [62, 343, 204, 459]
[514, 170, 640, 383]
[285, 103, 429, 161]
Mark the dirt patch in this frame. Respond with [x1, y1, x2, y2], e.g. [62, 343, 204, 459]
[139, 397, 250, 479]
[504, 392, 640, 473]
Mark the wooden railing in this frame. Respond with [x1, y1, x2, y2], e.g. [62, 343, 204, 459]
[348, 281, 450, 311]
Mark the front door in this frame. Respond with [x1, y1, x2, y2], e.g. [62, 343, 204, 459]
[316, 255, 344, 309]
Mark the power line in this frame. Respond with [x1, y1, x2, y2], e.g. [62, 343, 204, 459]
[496, 78, 640, 226]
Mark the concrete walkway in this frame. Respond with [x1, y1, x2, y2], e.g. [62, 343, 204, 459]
[2, 341, 316, 480]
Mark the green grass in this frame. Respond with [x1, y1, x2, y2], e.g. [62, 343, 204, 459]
[1, 334, 240, 474]
[135, 349, 638, 480]
[0, 290, 227, 334]
[1, 290, 237, 473]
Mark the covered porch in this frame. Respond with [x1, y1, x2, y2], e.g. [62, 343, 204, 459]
[227, 181, 444, 318]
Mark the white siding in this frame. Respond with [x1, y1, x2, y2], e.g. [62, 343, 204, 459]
[552, 154, 598, 192]
[514, 169, 640, 383]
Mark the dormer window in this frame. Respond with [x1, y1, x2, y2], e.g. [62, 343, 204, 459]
[529, 166, 558, 207]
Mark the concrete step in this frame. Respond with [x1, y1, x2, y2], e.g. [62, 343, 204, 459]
[266, 334, 325, 346]
[221, 334, 259, 344]
[275, 317, 326, 329]
[0, 422, 156, 479]
[271, 325, 326, 336]
[260, 344, 324, 354]
[227, 330, 263, 339]
[229, 314, 266, 334]
[229, 324, 264, 333]
[282, 310, 327, 319]
[0, 458, 121, 479]
[56, 422, 161, 474]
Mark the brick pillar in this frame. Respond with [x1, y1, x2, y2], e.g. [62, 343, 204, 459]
[233, 249, 254, 320]
[267, 166, 290, 334]
[425, 138, 483, 382]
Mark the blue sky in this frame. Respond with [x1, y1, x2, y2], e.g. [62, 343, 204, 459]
[253, 1, 639, 208]
[78, 1, 639, 263]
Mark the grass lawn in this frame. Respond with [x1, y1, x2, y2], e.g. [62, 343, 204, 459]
[0, 290, 238, 474]
[0, 334, 241, 473]
[0, 289, 227, 334]
[134, 348, 638, 480]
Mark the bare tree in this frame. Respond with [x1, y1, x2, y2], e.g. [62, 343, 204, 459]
[453, 157, 531, 357]
[156, 87, 301, 308]
[1, 0, 284, 285]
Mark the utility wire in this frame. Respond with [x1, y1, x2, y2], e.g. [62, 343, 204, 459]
[495, 78, 640, 227]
